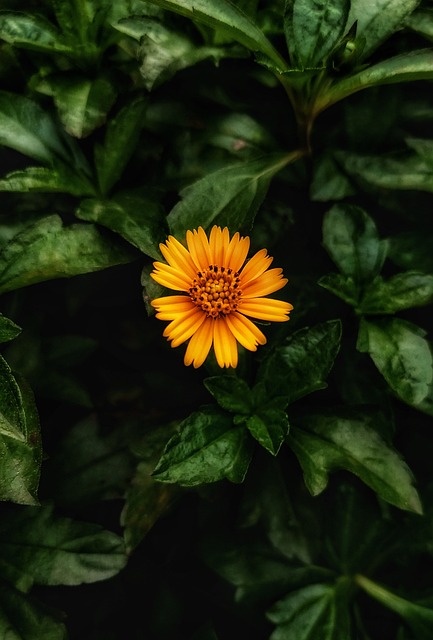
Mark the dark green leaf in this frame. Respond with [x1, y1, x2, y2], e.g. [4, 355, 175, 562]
[76, 191, 166, 259]
[288, 407, 422, 513]
[0, 91, 71, 163]
[318, 273, 359, 307]
[153, 406, 254, 486]
[246, 407, 289, 456]
[0, 578, 67, 640]
[267, 580, 352, 640]
[0, 354, 26, 442]
[0, 11, 69, 54]
[360, 272, 433, 314]
[37, 73, 117, 138]
[357, 317, 433, 416]
[322, 204, 386, 283]
[406, 8, 433, 43]
[94, 96, 148, 195]
[0, 373, 42, 505]
[310, 152, 355, 202]
[348, 0, 420, 60]
[0, 504, 127, 586]
[143, 0, 289, 70]
[357, 575, 433, 640]
[167, 153, 297, 237]
[284, 0, 350, 69]
[258, 320, 342, 404]
[0, 215, 136, 294]
[388, 233, 433, 273]
[0, 315, 21, 344]
[204, 375, 254, 414]
[0, 166, 96, 197]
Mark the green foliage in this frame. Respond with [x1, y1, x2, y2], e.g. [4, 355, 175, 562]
[0, 0, 433, 637]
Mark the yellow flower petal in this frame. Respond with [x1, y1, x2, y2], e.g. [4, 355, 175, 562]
[242, 269, 288, 298]
[213, 318, 238, 368]
[225, 233, 250, 272]
[184, 317, 213, 368]
[240, 249, 273, 286]
[186, 227, 211, 271]
[151, 262, 191, 291]
[152, 295, 195, 320]
[160, 236, 197, 279]
[164, 308, 206, 348]
[240, 298, 293, 322]
[226, 312, 266, 351]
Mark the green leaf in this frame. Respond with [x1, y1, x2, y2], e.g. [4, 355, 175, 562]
[143, 0, 289, 70]
[94, 96, 148, 195]
[319, 49, 433, 111]
[357, 317, 433, 416]
[153, 406, 254, 486]
[0, 504, 127, 586]
[322, 204, 386, 284]
[76, 191, 166, 259]
[348, 0, 420, 60]
[0, 11, 70, 54]
[406, 8, 433, 43]
[0, 91, 71, 164]
[167, 152, 300, 238]
[0, 315, 21, 344]
[0, 215, 136, 294]
[246, 406, 289, 456]
[388, 233, 433, 273]
[37, 73, 117, 138]
[258, 320, 342, 404]
[0, 166, 96, 197]
[318, 273, 359, 307]
[0, 578, 67, 640]
[310, 152, 355, 202]
[288, 407, 422, 513]
[284, 0, 350, 69]
[360, 272, 433, 314]
[204, 375, 254, 414]
[0, 373, 42, 505]
[357, 575, 433, 640]
[267, 580, 352, 640]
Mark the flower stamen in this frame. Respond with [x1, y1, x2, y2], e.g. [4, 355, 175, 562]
[189, 265, 242, 318]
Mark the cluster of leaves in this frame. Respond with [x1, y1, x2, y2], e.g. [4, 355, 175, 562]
[1, 0, 433, 637]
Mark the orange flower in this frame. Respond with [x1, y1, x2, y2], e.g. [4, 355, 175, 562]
[150, 226, 293, 368]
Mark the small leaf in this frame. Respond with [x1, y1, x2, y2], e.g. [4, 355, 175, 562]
[0, 91, 71, 163]
[153, 406, 254, 486]
[167, 152, 297, 237]
[0, 166, 96, 197]
[0, 354, 26, 442]
[246, 407, 289, 456]
[0, 504, 127, 586]
[267, 581, 352, 640]
[258, 320, 342, 404]
[318, 273, 359, 307]
[284, 0, 350, 69]
[310, 152, 355, 202]
[322, 204, 386, 284]
[94, 96, 148, 195]
[37, 73, 117, 138]
[0, 315, 21, 344]
[388, 233, 433, 273]
[360, 272, 433, 314]
[357, 317, 433, 415]
[204, 375, 254, 414]
[0, 215, 136, 294]
[348, 0, 420, 60]
[0, 10, 70, 53]
[76, 191, 166, 260]
[143, 0, 289, 70]
[288, 407, 422, 513]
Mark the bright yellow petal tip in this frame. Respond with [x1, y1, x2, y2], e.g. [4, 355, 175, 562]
[150, 225, 293, 368]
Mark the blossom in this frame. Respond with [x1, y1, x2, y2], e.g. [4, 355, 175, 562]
[150, 225, 293, 368]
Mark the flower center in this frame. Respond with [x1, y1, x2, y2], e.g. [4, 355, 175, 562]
[189, 265, 242, 318]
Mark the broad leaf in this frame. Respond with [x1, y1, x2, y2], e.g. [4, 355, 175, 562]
[167, 152, 297, 237]
[388, 233, 433, 273]
[0, 315, 21, 344]
[267, 581, 352, 640]
[0, 373, 42, 505]
[360, 272, 433, 314]
[37, 73, 117, 138]
[76, 191, 166, 260]
[94, 96, 148, 195]
[322, 204, 386, 284]
[0, 215, 136, 294]
[204, 375, 254, 414]
[406, 8, 433, 42]
[318, 273, 359, 307]
[0, 11, 69, 54]
[288, 407, 422, 513]
[0, 504, 127, 586]
[348, 0, 420, 60]
[153, 406, 254, 486]
[284, 0, 350, 69]
[0, 91, 71, 164]
[258, 320, 342, 404]
[144, 0, 289, 70]
[0, 578, 67, 640]
[0, 166, 96, 197]
[357, 317, 433, 416]
[318, 49, 433, 112]
[245, 406, 289, 456]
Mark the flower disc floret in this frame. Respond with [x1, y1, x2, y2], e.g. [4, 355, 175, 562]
[150, 225, 293, 368]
